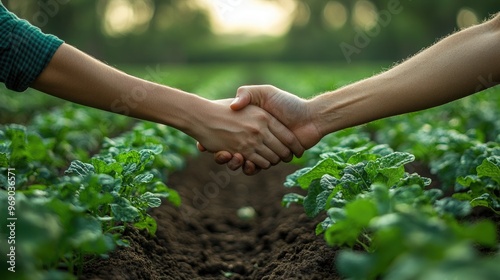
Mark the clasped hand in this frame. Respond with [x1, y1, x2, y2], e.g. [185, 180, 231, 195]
[197, 85, 323, 175]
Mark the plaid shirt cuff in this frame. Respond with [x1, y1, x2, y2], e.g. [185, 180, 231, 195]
[1, 5, 64, 92]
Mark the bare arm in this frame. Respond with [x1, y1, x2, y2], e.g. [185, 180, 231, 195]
[31, 43, 304, 168]
[311, 13, 500, 136]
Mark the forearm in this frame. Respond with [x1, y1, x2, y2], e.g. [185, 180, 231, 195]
[311, 14, 500, 136]
[31, 43, 203, 133]
[31, 44, 302, 167]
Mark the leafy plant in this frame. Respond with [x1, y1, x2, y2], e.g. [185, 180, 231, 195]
[65, 147, 180, 236]
[0, 124, 62, 187]
[283, 134, 499, 279]
[0, 115, 194, 279]
[455, 153, 500, 214]
[0, 191, 116, 280]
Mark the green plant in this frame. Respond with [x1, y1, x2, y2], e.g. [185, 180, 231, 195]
[65, 147, 180, 236]
[0, 118, 193, 279]
[455, 153, 500, 214]
[0, 191, 115, 280]
[283, 135, 499, 279]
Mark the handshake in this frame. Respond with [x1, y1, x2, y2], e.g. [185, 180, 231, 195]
[195, 85, 324, 176]
[12, 6, 494, 177]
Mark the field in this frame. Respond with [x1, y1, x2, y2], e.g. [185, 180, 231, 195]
[1, 63, 499, 280]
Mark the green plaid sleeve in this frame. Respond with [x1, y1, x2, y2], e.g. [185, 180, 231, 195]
[0, 3, 63, 92]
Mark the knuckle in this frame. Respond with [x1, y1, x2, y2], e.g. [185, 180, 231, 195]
[248, 126, 262, 136]
[237, 85, 250, 94]
[263, 84, 275, 92]
[281, 148, 292, 160]
[255, 112, 269, 122]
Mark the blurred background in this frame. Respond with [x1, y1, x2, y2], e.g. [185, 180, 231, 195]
[3, 0, 499, 64]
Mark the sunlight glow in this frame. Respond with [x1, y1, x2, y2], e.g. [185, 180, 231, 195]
[352, 0, 378, 31]
[323, 1, 348, 30]
[104, 0, 154, 37]
[293, 2, 311, 27]
[456, 8, 479, 29]
[195, 0, 297, 36]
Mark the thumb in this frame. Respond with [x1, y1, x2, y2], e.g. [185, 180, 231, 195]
[230, 86, 260, 111]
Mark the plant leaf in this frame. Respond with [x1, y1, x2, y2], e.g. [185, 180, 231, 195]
[365, 152, 415, 186]
[0, 153, 8, 167]
[111, 198, 140, 222]
[284, 167, 311, 188]
[92, 158, 123, 176]
[65, 160, 95, 176]
[140, 192, 162, 208]
[477, 157, 500, 184]
[134, 173, 154, 184]
[297, 158, 345, 189]
[304, 178, 334, 218]
[281, 193, 304, 208]
[336, 250, 375, 279]
[434, 197, 471, 218]
[134, 215, 157, 236]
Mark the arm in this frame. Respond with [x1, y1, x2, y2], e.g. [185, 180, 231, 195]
[216, 13, 500, 174]
[311, 13, 500, 136]
[31, 44, 304, 168]
[1, 3, 304, 169]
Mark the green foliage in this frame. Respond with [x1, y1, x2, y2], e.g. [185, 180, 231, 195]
[0, 112, 195, 279]
[283, 131, 500, 279]
[100, 122, 197, 177]
[63, 147, 181, 236]
[0, 191, 115, 280]
[0, 124, 61, 186]
[29, 104, 132, 163]
[454, 155, 500, 214]
[370, 86, 500, 188]
[285, 140, 426, 219]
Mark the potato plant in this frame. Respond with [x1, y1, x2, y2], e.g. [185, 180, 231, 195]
[283, 123, 500, 279]
[0, 120, 195, 280]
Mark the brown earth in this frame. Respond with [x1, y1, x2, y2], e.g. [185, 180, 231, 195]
[81, 153, 341, 280]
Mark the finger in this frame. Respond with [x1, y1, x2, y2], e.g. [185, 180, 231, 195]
[282, 152, 294, 163]
[254, 143, 282, 167]
[214, 151, 233, 164]
[246, 152, 273, 170]
[227, 153, 245, 170]
[262, 124, 302, 160]
[268, 116, 305, 158]
[243, 160, 261, 176]
[262, 136, 290, 164]
[197, 142, 207, 152]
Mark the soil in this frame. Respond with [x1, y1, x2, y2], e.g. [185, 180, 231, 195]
[81, 153, 341, 280]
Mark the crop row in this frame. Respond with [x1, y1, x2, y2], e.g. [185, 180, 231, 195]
[0, 106, 197, 280]
[283, 86, 500, 279]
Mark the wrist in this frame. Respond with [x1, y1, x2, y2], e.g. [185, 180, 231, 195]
[160, 90, 211, 139]
[307, 94, 340, 138]
[308, 84, 369, 137]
